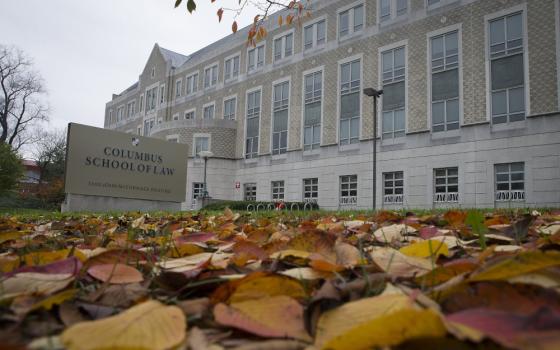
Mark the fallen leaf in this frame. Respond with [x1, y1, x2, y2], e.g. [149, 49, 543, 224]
[399, 240, 450, 259]
[370, 247, 433, 278]
[1, 272, 74, 301]
[373, 224, 417, 243]
[61, 300, 186, 350]
[214, 296, 311, 341]
[87, 263, 144, 284]
[470, 251, 560, 282]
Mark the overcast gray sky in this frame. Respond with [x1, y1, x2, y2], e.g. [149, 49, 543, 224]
[0, 0, 259, 131]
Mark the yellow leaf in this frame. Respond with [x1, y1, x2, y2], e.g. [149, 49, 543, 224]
[0, 231, 25, 244]
[399, 240, 450, 259]
[171, 243, 205, 257]
[322, 308, 446, 350]
[61, 300, 186, 350]
[23, 250, 70, 266]
[470, 251, 560, 282]
[0, 255, 20, 273]
[30, 289, 78, 312]
[315, 294, 419, 349]
[230, 275, 307, 303]
[0, 272, 74, 301]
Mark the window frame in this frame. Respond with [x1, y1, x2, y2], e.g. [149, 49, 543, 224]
[273, 28, 295, 63]
[427, 24, 463, 134]
[339, 175, 358, 207]
[271, 180, 285, 201]
[382, 171, 404, 205]
[223, 95, 237, 120]
[202, 101, 215, 120]
[145, 84, 159, 113]
[302, 178, 319, 203]
[185, 71, 199, 96]
[494, 162, 525, 202]
[184, 108, 196, 120]
[337, 55, 363, 146]
[337, 1, 366, 40]
[244, 86, 263, 160]
[484, 4, 530, 124]
[244, 183, 257, 201]
[224, 52, 241, 82]
[203, 62, 219, 89]
[433, 167, 460, 203]
[175, 78, 183, 98]
[303, 16, 327, 52]
[378, 0, 409, 24]
[377, 40, 408, 140]
[193, 133, 211, 157]
[270, 77, 291, 155]
[301, 66, 324, 151]
[126, 100, 136, 119]
[247, 43, 266, 73]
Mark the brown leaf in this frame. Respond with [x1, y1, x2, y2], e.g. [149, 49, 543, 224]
[87, 263, 143, 284]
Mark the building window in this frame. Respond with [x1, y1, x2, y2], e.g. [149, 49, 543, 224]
[224, 98, 236, 120]
[381, 46, 406, 139]
[271, 181, 285, 201]
[380, 0, 408, 22]
[248, 44, 265, 72]
[126, 101, 135, 119]
[495, 162, 525, 201]
[186, 73, 198, 95]
[340, 175, 358, 206]
[431, 31, 459, 132]
[489, 12, 525, 124]
[108, 110, 113, 124]
[175, 79, 182, 98]
[339, 3, 364, 38]
[151, 66, 155, 78]
[427, 0, 440, 5]
[146, 86, 158, 112]
[167, 137, 178, 143]
[304, 70, 322, 150]
[204, 65, 218, 88]
[172, 114, 179, 121]
[139, 95, 144, 112]
[304, 19, 326, 51]
[116, 106, 125, 122]
[244, 183, 257, 201]
[192, 182, 205, 204]
[272, 81, 289, 155]
[434, 167, 459, 203]
[143, 118, 154, 136]
[203, 104, 215, 119]
[225, 55, 240, 81]
[246, 90, 261, 159]
[303, 178, 318, 203]
[184, 110, 195, 120]
[194, 136, 209, 156]
[159, 85, 165, 104]
[340, 59, 361, 145]
[383, 172, 404, 204]
[274, 32, 294, 62]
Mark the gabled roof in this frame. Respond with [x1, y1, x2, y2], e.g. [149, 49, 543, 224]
[158, 46, 190, 68]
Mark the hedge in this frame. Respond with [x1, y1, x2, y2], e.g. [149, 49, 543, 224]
[202, 200, 319, 211]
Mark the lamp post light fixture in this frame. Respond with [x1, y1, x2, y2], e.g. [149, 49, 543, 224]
[363, 88, 383, 212]
[198, 150, 214, 198]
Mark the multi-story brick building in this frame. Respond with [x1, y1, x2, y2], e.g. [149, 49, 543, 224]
[104, 0, 560, 210]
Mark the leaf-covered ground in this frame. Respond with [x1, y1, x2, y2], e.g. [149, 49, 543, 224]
[1, 209, 560, 350]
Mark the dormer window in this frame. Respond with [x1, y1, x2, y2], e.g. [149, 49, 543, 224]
[151, 66, 155, 78]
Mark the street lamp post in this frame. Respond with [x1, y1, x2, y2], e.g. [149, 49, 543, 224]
[363, 88, 383, 211]
[198, 151, 214, 198]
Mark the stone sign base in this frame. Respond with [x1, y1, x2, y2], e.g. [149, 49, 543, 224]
[61, 193, 182, 213]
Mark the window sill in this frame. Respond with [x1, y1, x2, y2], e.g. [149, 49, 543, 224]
[491, 120, 527, 132]
[204, 85, 217, 91]
[338, 143, 360, 152]
[244, 158, 258, 165]
[303, 45, 326, 56]
[224, 77, 239, 85]
[338, 31, 363, 43]
[247, 68, 264, 75]
[381, 137, 406, 146]
[431, 129, 460, 140]
[378, 15, 409, 28]
[303, 149, 321, 157]
[271, 154, 287, 161]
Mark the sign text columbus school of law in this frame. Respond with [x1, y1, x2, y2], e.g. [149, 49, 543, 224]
[85, 147, 175, 176]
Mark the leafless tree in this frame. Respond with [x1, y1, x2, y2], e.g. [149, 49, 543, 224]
[0, 45, 49, 152]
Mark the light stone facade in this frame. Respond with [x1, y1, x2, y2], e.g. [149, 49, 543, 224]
[104, 0, 560, 210]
